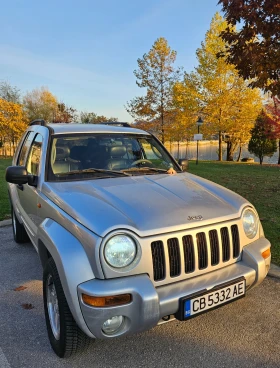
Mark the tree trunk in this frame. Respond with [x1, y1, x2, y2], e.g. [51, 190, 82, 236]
[169, 140, 172, 153]
[226, 141, 230, 161]
[226, 141, 234, 161]
[177, 141, 180, 159]
[218, 131, 223, 161]
[161, 111, 164, 144]
[260, 156, 263, 165]
[278, 139, 280, 165]
[237, 145, 242, 162]
[185, 141, 188, 159]
[4, 137, 6, 158]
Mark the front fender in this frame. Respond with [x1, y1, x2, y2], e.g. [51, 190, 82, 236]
[38, 218, 96, 338]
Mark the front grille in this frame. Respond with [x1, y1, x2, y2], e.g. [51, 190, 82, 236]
[151, 224, 241, 282]
[221, 227, 230, 262]
[231, 225, 240, 258]
[167, 238, 181, 277]
[209, 229, 219, 265]
[183, 235, 195, 273]
[197, 232, 208, 269]
[151, 241, 165, 281]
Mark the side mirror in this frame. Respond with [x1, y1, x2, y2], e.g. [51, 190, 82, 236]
[178, 159, 188, 172]
[6, 166, 28, 185]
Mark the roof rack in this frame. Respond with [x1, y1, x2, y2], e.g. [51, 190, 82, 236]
[98, 122, 131, 128]
[30, 119, 47, 126]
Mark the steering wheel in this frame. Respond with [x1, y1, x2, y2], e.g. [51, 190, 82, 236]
[131, 159, 153, 167]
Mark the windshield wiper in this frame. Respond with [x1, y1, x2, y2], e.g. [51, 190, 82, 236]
[56, 168, 131, 177]
[122, 167, 170, 173]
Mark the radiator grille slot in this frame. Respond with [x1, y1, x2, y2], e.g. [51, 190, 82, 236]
[209, 229, 219, 265]
[197, 232, 208, 269]
[221, 227, 230, 262]
[167, 238, 181, 277]
[231, 225, 240, 258]
[151, 241, 165, 281]
[183, 235, 195, 273]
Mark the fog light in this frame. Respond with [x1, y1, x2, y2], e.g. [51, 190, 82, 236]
[262, 248, 271, 259]
[102, 316, 124, 335]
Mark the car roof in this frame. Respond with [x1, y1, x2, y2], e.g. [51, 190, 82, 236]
[46, 123, 149, 135]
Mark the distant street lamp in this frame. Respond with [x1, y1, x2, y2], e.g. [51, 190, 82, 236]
[196, 117, 203, 165]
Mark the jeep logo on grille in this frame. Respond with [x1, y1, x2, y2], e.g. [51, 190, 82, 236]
[188, 215, 203, 221]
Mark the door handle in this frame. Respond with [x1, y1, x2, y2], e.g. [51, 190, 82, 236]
[17, 184, 24, 191]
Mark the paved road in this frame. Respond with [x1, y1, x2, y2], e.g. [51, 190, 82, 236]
[0, 225, 280, 368]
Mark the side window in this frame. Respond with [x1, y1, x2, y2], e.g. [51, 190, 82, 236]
[26, 134, 43, 175]
[17, 131, 36, 166]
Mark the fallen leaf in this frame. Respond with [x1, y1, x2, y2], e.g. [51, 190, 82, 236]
[21, 303, 34, 310]
[14, 286, 27, 292]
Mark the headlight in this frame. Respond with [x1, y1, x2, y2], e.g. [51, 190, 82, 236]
[104, 235, 137, 268]
[242, 208, 258, 239]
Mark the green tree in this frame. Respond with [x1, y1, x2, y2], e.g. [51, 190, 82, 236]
[248, 111, 277, 165]
[80, 111, 118, 124]
[23, 87, 57, 122]
[126, 37, 181, 144]
[218, 0, 280, 96]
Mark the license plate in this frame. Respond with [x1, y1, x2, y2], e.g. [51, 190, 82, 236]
[176, 278, 246, 321]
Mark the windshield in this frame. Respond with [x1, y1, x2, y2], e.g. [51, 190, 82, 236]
[47, 133, 180, 181]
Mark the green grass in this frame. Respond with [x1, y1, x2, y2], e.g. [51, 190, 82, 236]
[0, 158, 279, 265]
[0, 158, 12, 220]
[188, 160, 280, 265]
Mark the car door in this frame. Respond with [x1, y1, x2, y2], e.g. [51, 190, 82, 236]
[16, 133, 43, 242]
[11, 131, 36, 222]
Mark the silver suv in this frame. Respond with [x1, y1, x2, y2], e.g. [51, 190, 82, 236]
[6, 120, 271, 358]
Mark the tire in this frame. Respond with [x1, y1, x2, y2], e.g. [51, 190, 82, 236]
[11, 206, 29, 243]
[43, 258, 92, 358]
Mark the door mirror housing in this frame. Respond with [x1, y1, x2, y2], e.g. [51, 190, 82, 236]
[6, 166, 28, 185]
[178, 159, 188, 172]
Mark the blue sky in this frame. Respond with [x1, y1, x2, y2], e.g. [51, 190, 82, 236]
[0, 0, 222, 121]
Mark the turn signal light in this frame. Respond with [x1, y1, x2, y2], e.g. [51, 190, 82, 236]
[261, 248, 271, 259]
[82, 293, 132, 307]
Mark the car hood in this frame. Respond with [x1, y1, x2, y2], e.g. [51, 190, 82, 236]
[42, 173, 249, 237]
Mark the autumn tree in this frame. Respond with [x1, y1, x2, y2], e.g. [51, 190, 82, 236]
[53, 103, 77, 123]
[222, 80, 262, 161]
[80, 112, 118, 124]
[0, 98, 27, 156]
[126, 37, 181, 144]
[174, 13, 262, 161]
[0, 81, 21, 103]
[23, 87, 57, 122]
[170, 75, 201, 156]
[218, 0, 280, 96]
[248, 111, 277, 164]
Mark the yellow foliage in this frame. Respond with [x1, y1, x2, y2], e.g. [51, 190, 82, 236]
[0, 98, 28, 144]
[23, 87, 57, 122]
[172, 12, 263, 151]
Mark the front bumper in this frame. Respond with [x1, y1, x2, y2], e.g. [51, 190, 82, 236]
[78, 237, 271, 339]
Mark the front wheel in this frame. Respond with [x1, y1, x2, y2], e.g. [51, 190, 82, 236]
[43, 258, 92, 358]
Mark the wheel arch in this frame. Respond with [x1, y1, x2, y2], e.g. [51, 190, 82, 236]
[38, 218, 96, 338]
[38, 239, 51, 269]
